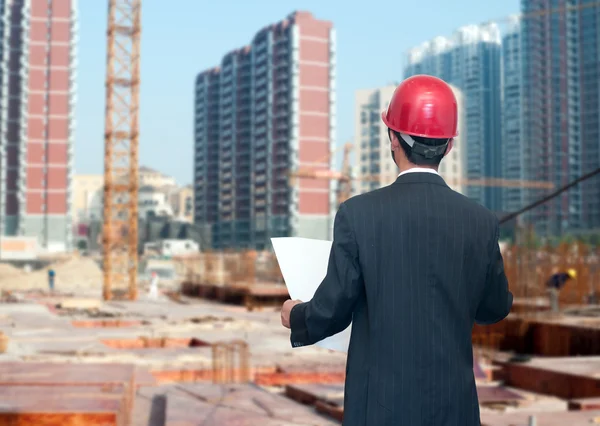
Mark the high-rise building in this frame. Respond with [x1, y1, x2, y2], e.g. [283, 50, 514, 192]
[354, 85, 397, 194]
[0, 0, 77, 252]
[501, 16, 523, 215]
[521, 0, 600, 235]
[194, 11, 335, 250]
[438, 86, 466, 195]
[354, 84, 466, 195]
[404, 23, 503, 211]
[169, 185, 194, 223]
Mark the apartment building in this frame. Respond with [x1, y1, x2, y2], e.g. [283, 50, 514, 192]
[521, 0, 600, 235]
[404, 23, 503, 211]
[169, 185, 193, 223]
[354, 84, 466, 195]
[354, 86, 396, 194]
[502, 16, 524, 215]
[72, 174, 103, 222]
[0, 0, 77, 252]
[194, 11, 335, 250]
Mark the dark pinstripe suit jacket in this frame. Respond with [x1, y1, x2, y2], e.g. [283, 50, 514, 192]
[289, 171, 513, 426]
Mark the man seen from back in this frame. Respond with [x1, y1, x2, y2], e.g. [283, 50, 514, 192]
[280, 75, 513, 426]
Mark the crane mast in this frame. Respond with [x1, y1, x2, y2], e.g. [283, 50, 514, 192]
[102, 0, 142, 301]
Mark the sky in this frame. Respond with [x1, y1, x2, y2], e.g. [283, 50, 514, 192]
[75, 0, 520, 185]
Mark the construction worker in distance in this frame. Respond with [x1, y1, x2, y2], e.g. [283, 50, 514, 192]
[47, 268, 55, 293]
[280, 74, 512, 426]
[546, 268, 577, 313]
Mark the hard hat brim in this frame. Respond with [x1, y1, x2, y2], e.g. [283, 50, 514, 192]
[381, 110, 459, 139]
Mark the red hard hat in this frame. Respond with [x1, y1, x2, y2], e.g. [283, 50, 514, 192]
[381, 75, 458, 139]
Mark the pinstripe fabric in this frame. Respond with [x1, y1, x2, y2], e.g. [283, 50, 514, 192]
[289, 172, 513, 426]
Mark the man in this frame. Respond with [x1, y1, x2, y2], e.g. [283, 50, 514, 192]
[280, 75, 513, 425]
[546, 268, 576, 312]
[546, 268, 577, 290]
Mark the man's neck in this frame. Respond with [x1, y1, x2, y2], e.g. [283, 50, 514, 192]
[398, 164, 438, 174]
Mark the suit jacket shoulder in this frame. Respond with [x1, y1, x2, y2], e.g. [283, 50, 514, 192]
[343, 176, 499, 250]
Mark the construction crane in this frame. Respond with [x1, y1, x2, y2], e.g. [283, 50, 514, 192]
[291, 143, 355, 207]
[290, 143, 555, 208]
[102, 0, 142, 301]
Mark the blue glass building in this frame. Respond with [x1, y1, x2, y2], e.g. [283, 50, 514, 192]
[502, 16, 524, 215]
[521, 0, 600, 235]
[404, 24, 503, 212]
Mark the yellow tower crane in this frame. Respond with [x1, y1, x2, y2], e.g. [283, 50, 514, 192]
[102, 0, 142, 301]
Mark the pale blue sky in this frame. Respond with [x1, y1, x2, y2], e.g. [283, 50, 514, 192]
[75, 0, 520, 185]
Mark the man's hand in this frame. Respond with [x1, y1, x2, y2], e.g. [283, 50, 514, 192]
[281, 299, 302, 329]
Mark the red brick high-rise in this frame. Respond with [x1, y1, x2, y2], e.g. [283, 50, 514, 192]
[0, 0, 76, 252]
[194, 11, 336, 250]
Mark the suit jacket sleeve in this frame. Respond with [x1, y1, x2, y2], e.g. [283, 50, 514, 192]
[474, 220, 513, 325]
[289, 202, 363, 347]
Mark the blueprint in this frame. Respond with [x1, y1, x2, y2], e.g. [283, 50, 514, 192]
[271, 237, 351, 353]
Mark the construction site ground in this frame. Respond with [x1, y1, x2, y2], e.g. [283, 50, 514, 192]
[2, 253, 600, 425]
[2, 291, 600, 425]
[0, 287, 348, 425]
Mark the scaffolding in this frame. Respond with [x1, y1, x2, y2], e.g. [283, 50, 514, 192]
[211, 340, 250, 384]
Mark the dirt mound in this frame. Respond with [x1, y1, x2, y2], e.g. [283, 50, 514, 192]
[0, 257, 102, 291]
[0, 263, 24, 278]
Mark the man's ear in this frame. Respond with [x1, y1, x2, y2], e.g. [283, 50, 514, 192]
[444, 138, 454, 156]
[390, 131, 400, 150]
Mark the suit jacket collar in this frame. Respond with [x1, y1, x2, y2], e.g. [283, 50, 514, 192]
[393, 171, 449, 188]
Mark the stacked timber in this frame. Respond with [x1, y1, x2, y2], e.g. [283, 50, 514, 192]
[0, 362, 155, 426]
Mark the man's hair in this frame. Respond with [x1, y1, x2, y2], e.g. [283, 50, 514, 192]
[390, 129, 449, 166]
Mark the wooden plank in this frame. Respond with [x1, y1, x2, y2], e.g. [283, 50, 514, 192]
[58, 299, 103, 310]
[0, 413, 118, 426]
[0, 363, 137, 425]
[482, 410, 600, 426]
[477, 385, 524, 404]
[166, 384, 340, 425]
[135, 366, 158, 388]
[473, 357, 487, 380]
[0, 385, 126, 426]
[71, 320, 143, 328]
[498, 359, 600, 400]
[285, 384, 344, 406]
[569, 397, 600, 411]
[255, 371, 345, 386]
[315, 400, 344, 422]
[0, 363, 136, 385]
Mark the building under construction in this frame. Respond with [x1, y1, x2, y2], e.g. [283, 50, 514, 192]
[193, 11, 336, 250]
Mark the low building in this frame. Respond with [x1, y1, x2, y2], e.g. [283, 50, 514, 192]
[0, 237, 38, 260]
[138, 185, 174, 219]
[139, 166, 177, 189]
[143, 239, 199, 257]
[73, 169, 188, 223]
